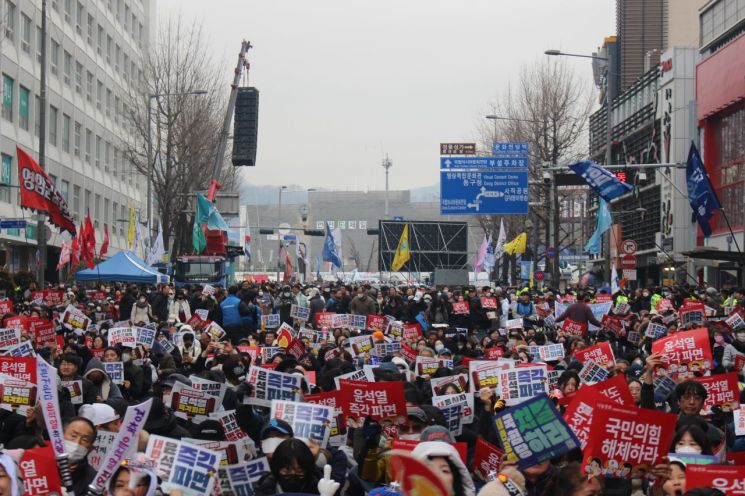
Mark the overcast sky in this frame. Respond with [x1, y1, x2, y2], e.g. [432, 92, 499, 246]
[158, 0, 615, 192]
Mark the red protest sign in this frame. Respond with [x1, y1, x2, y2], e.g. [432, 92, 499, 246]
[651, 327, 712, 380]
[0, 356, 36, 383]
[575, 342, 616, 369]
[678, 301, 706, 325]
[692, 372, 740, 414]
[484, 347, 503, 360]
[452, 301, 470, 315]
[20, 443, 63, 496]
[29, 318, 56, 347]
[400, 343, 418, 363]
[315, 312, 336, 328]
[562, 318, 587, 337]
[583, 402, 676, 478]
[564, 386, 615, 450]
[339, 379, 406, 420]
[186, 313, 206, 332]
[559, 375, 634, 409]
[366, 314, 387, 331]
[402, 323, 423, 341]
[4, 315, 28, 331]
[285, 337, 306, 359]
[472, 438, 503, 481]
[601, 315, 625, 336]
[595, 294, 612, 303]
[481, 297, 497, 310]
[687, 464, 745, 495]
[32, 290, 65, 306]
[0, 299, 12, 315]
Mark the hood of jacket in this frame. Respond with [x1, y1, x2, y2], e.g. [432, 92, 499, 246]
[411, 441, 475, 496]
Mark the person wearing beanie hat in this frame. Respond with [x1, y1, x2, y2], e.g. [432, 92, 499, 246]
[420, 425, 453, 443]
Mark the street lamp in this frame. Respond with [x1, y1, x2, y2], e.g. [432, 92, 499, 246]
[146, 90, 208, 237]
[277, 186, 287, 281]
[546, 49, 613, 283]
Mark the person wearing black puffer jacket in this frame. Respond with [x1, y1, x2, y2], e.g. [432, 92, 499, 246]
[142, 397, 191, 440]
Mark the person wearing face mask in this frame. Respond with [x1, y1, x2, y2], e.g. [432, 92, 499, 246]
[63, 417, 98, 495]
[168, 290, 192, 323]
[107, 346, 146, 401]
[307, 287, 325, 325]
[671, 421, 713, 455]
[712, 331, 737, 372]
[724, 330, 745, 371]
[177, 327, 202, 375]
[254, 438, 332, 496]
[130, 294, 152, 324]
[259, 418, 294, 459]
[82, 358, 124, 402]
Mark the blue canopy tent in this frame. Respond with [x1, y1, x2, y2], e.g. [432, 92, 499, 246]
[75, 251, 170, 284]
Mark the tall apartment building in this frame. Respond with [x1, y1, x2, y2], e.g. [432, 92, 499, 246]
[617, 0, 667, 91]
[0, 0, 153, 280]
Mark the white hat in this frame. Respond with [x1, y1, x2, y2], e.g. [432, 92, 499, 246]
[79, 403, 120, 426]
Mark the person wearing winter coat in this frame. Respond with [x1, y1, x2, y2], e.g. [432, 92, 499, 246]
[307, 288, 325, 325]
[177, 327, 202, 375]
[411, 441, 476, 496]
[130, 294, 152, 324]
[168, 292, 192, 323]
[57, 352, 97, 407]
[350, 287, 376, 316]
[82, 358, 124, 402]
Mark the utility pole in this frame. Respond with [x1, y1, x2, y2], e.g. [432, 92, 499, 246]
[382, 154, 392, 218]
[37, 0, 48, 285]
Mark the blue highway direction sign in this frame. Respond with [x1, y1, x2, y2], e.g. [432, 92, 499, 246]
[440, 156, 529, 169]
[440, 170, 529, 215]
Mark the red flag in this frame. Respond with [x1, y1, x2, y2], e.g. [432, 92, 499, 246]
[16, 146, 76, 234]
[82, 215, 96, 269]
[70, 233, 80, 267]
[100, 223, 110, 257]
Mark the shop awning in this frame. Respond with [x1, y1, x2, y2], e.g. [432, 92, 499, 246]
[681, 248, 745, 264]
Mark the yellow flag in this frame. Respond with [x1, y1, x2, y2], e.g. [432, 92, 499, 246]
[503, 232, 527, 255]
[391, 224, 411, 272]
[127, 203, 136, 249]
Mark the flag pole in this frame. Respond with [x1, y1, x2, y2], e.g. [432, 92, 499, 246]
[718, 208, 743, 255]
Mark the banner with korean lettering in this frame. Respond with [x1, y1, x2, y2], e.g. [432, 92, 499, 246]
[687, 464, 745, 495]
[145, 435, 181, 483]
[432, 393, 472, 435]
[0, 356, 35, 383]
[314, 312, 335, 328]
[170, 382, 218, 419]
[60, 305, 91, 331]
[216, 457, 269, 496]
[561, 318, 587, 337]
[679, 301, 706, 326]
[402, 323, 423, 341]
[366, 314, 387, 331]
[340, 379, 406, 420]
[472, 438, 503, 482]
[305, 390, 347, 447]
[555, 302, 612, 331]
[270, 399, 334, 448]
[575, 342, 616, 369]
[494, 394, 580, 470]
[244, 366, 301, 408]
[452, 301, 470, 315]
[582, 402, 676, 478]
[20, 444, 63, 496]
[469, 360, 504, 393]
[651, 327, 712, 380]
[497, 365, 549, 406]
[693, 372, 740, 414]
[30, 319, 56, 348]
[31, 290, 65, 307]
[168, 441, 220, 496]
[430, 374, 469, 396]
[210, 409, 246, 442]
[560, 375, 635, 408]
[90, 399, 153, 491]
[0, 299, 12, 316]
[563, 387, 615, 450]
[0, 328, 21, 348]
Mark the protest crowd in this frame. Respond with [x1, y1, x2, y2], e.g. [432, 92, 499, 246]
[2, 278, 745, 496]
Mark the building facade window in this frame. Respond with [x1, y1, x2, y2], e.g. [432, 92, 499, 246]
[20, 13, 30, 53]
[0, 154, 11, 203]
[95, 135, 101, 168]
[63, 50, 72, 86]
[85, 128, 92, 163]
[18, 85, 28, 130]
[60, 179, 69, 203]
[75, 61, 82, 94]
[49, 105, 58, 146]
[74, 120, 81, 157]
[51, 39, 59, 75]
[2, 75, 13, 122]
[73, 185, 80, 216]
[4, 1, 15, 41]
[62, 113, 70, 152]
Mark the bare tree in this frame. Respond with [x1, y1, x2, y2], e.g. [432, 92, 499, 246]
[121, 14, 241, 259]
[474, 57, 594, 285]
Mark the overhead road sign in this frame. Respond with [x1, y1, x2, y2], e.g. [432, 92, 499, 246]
[492, 142, 530, 156]
[440, 143, 476, 155]
[440, 157, 529, 170]
[440, 170, 528, 215]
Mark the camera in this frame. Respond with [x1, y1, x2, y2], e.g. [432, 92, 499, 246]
[542, 171, 552, 185]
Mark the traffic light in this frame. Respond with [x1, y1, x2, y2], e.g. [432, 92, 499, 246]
[232, 87, 259, 167]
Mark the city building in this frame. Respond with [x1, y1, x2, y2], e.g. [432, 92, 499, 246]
[694, 0, 745, 286]
[0, 0, 153, 279]
[617, 0, 667, 91]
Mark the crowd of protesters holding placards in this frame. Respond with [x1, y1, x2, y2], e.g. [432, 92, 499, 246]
[0, 277, 743, 496]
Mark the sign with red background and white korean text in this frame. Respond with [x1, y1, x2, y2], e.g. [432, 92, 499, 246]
[651, 327, 712, 380]
[575, 342, 616, 370]
[582, 402, 676, 479]
[562, 318, 587, 337]
[693, 372, 740, 414]
[339, 379, 406, 420]
[686, 464, 745, 495]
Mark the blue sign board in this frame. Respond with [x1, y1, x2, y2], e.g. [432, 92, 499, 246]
[0, 220, 26, 229]
[492, 142, 530, 156]
[440, 170, 529, 215]
[440, 156, 528, 170]
[392, 216, 404, 221]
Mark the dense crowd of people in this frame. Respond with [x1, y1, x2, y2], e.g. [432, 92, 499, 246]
[1, 278, 744, 496]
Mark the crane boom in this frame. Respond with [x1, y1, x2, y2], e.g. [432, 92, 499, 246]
[208, 40, 252, 201]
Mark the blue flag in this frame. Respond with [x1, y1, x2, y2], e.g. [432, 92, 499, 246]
[584, 198, 612, 254]
[686, 142, 721, 237]
[569, 160, 633, 201]
[322, 224, 342, 268]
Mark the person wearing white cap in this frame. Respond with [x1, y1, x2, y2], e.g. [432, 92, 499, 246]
[79, 403, 121, 432]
